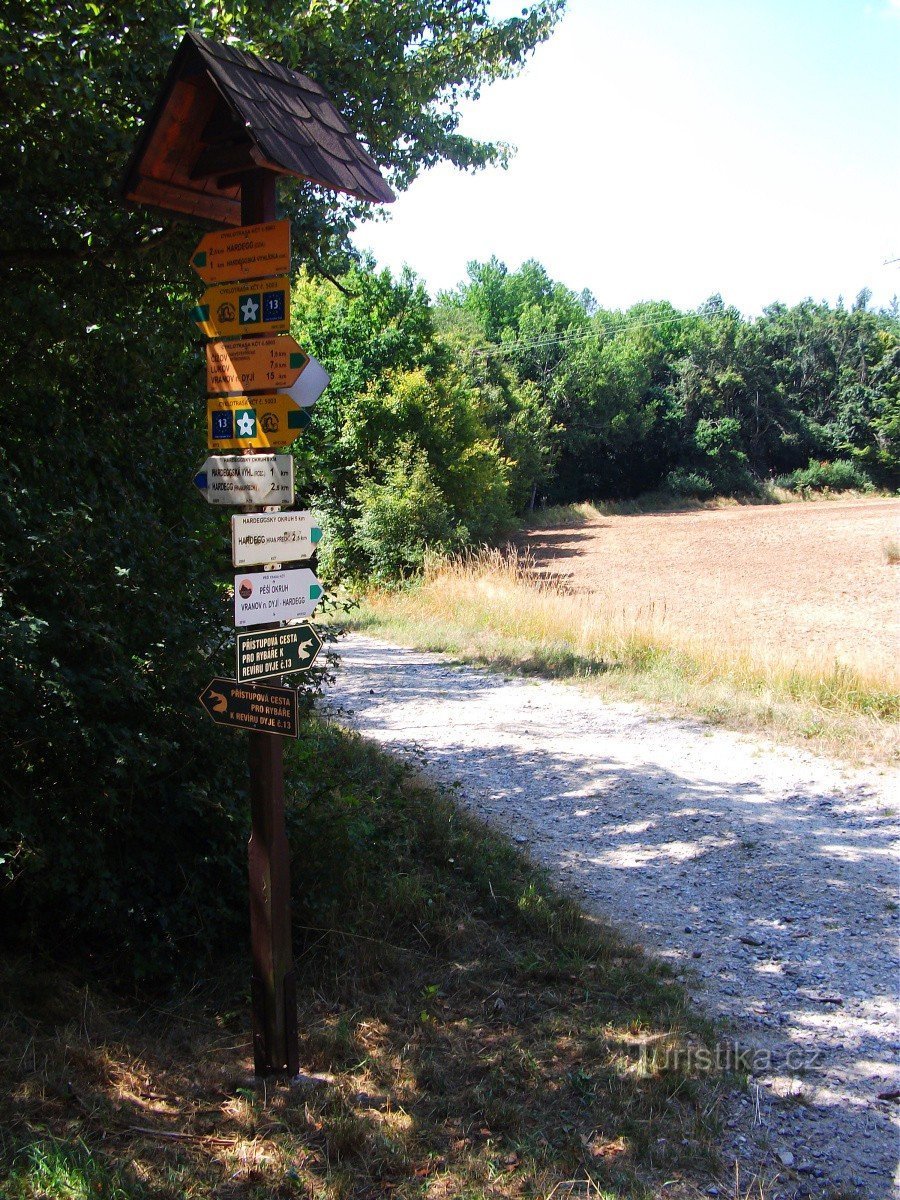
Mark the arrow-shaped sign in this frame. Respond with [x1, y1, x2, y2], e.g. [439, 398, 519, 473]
[231, 511, 322, 567]
[199, 677, 299, 737]
[234, 567, 323, 627]
[280, 354, 330, 408]
[193, 453, 294, 506]
[191, 276, 291, 339]
[206, 393, 311, 450]
[206, 335, 308, 395]
[190, 220, 290, 284]
[235, 623, 324, 683]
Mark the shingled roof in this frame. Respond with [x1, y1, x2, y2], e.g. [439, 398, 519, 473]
[122, 31, 394, 225]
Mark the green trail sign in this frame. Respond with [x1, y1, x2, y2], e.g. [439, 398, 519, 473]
[236, 624, 323, 683]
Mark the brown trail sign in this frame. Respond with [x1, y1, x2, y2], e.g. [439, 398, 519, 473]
[123, 30, 393, 1080]
[206, 335, 308, 394]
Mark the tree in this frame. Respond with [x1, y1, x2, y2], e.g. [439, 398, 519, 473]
[0, 0, 563, 975]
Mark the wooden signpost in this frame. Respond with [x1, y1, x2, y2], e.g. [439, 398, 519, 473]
[123, 30, 393, 1080]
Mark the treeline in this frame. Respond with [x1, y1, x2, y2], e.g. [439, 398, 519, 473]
[290, 256, 899, 581]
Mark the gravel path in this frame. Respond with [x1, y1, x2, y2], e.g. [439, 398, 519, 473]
[325, 634, 900, 1198]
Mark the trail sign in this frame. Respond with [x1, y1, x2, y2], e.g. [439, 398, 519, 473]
[190, 220, 290, 283]
[232, 511, 322, 567]
[207, 393, 311, 450]
[236, 624, 323, 683]
[234, 567, 323, 627]
[207, 335, 308, 394]
[199, 677, 299, 737]
[192, 275, 290, 338]
[281, 354, 330, 408]
[194, 454, 294, 505]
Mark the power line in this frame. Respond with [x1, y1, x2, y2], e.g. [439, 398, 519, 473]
[471, 311, 705, 359]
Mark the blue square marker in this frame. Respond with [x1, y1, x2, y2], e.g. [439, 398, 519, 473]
[262, 289, 286, 323]
[211, 410, 233, 440]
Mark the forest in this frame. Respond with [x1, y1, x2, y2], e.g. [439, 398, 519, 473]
[292, 257, 899, 582]
[1, 0, 897, 978]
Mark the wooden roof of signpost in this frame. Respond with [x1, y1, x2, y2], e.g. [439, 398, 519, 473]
[122, 31, 394, 225]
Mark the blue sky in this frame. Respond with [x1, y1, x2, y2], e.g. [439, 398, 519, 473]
[353, 0, 900, 315]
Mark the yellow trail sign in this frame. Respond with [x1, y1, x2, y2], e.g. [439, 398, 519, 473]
[190, 220, 290, 284]
[191, 276, 290, 338]
[207, 393, 311, 450]
[206, 335, 308, 394]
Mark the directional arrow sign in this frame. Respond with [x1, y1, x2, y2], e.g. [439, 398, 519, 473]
[199, 677, 298, 737]
[190, 220, 290, 284]
[232, 511, 322, 568]
[280, 355, 330, 408]
[193, 454, 294, 506]
[236, 624, 323, 683]
[234, 568, 323, 627]
[191, 276, 290, 338]
[207, 393, 311, 451]
[206, 335, 308, 394]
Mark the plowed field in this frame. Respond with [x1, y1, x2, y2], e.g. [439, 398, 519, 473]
[523, 497, 899, 678]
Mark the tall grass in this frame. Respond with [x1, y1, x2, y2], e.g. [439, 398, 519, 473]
[353, 547, 899, 764]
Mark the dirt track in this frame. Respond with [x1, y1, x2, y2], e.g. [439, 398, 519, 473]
[523, 497, 899, 678]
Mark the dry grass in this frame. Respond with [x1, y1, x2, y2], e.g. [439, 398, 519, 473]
[883, 538, 900, 565]
[1, 718, 770, 1199]
[521, 487, 887, 529]
[351, 548, 898, 765]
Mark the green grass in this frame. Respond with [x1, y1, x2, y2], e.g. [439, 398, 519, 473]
[348, 548, 898, 764]
[0, 716, 753, 1200]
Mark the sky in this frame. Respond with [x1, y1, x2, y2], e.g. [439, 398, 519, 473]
[352, 0, 900, 316]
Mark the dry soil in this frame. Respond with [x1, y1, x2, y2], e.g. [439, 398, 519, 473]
[523, 497, 899, 678]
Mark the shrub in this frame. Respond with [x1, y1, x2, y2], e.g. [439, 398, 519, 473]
[775, 458, 873, 493]
[664, 468, 716, 498]
[351, 449, 465, 583]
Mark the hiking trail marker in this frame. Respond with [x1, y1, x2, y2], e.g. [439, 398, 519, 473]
[192, 275, 291, 338]
[191, 220, 291, 283]
[193, 453, 294, 505]
[234, 567, 323, 627]
[232, 510, 322, 567]
[280, 355, 330, 408]
[206, 335, 308, 394]
[236, 624, 323, 683]
[124, 27, 392, 1079]
[199, 677, 299, 737]
[207, 393, 311, 450]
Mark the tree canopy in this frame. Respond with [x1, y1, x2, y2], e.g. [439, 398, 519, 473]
[0, 1, 563, 976]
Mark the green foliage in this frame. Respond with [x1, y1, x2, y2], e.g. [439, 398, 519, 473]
[291, 272, 514, 582]
[352, 448, 462, 582]
[0, 2, 560, 977]
[775, 458, 873, 494]
[438, 266, 900, 504]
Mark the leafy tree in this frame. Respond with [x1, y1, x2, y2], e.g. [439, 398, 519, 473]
[0, 0, 562, 975]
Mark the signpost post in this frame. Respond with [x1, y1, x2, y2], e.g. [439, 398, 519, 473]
[123, 30, 393, 1082]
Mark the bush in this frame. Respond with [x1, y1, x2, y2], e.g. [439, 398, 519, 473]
[351, 449, 465, 582]
[663, 468, 716, 499]
[775, 458, 873, 493]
